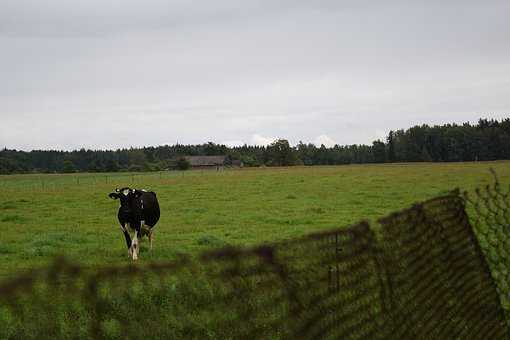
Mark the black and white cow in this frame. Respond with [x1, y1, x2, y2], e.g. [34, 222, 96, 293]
[108, 187, 160, 260]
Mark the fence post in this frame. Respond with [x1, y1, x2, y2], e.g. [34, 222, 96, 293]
[335, 233, 340, 292]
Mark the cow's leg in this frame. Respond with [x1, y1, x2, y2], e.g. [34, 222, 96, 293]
[120, 223, 132, 257]
[149, 229, 154, 251]
[128, 223, 135, 259]
[131, 224, 140, 261]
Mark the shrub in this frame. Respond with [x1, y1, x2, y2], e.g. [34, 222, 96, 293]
[176, 157, 191, 171]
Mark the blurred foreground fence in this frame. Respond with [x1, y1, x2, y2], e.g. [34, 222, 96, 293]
[0, 184, 509, 339]
[463, 173, 510, 326]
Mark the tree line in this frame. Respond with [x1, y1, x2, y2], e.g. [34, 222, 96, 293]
[1, 118, 509, 174]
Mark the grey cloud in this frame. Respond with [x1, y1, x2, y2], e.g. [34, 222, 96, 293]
[0, 1, 509, 150]
[2, 1, 506, 38]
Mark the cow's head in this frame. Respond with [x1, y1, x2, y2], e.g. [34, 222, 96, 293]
[109, 187, 143, 220]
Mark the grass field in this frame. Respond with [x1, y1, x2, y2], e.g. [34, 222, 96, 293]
[0, 161, 509, 279]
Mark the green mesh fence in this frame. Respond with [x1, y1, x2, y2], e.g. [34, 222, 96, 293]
[379, 193, 506, 339]
[464, 172, 510, 326]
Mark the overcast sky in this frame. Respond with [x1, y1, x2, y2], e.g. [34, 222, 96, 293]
[1, 0, 509, 151]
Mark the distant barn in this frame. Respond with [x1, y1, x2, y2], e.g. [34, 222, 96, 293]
[185, 155, 227, 169]
[167, 155, 242, 170]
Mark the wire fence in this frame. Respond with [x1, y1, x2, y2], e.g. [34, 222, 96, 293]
[0, 169, 238, 192]
[0, 184, 508, 339]
[0, 171, 177, 192]
[463, 170, 510, 324]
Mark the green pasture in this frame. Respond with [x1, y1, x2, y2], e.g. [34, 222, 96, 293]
[0, 161, 509, 279]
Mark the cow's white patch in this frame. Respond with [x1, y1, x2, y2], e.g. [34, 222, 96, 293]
[120, 224, 127, 232]
[123, 189, 130, 196]
[131, 232, 139, 260]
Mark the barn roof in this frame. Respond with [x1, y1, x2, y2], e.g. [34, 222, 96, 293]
[184, 155, 227, 166]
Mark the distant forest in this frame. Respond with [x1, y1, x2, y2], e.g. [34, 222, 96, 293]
[1, 118, 509, 174]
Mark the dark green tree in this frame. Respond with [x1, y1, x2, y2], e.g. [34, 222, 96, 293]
[176, 157, 191, 170]
[62, 160, 76, 173]
[105, 159, 119, 172]
[387, 131, 396, 162]
[266, 139, 297, 166]
[372, 140, 386, 163]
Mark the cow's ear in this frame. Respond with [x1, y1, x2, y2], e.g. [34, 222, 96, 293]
[109, 193, 119, 199]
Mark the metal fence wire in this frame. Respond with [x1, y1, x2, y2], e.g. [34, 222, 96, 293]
[0, 186, 509, 339]
[463, 171, 510, 326]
